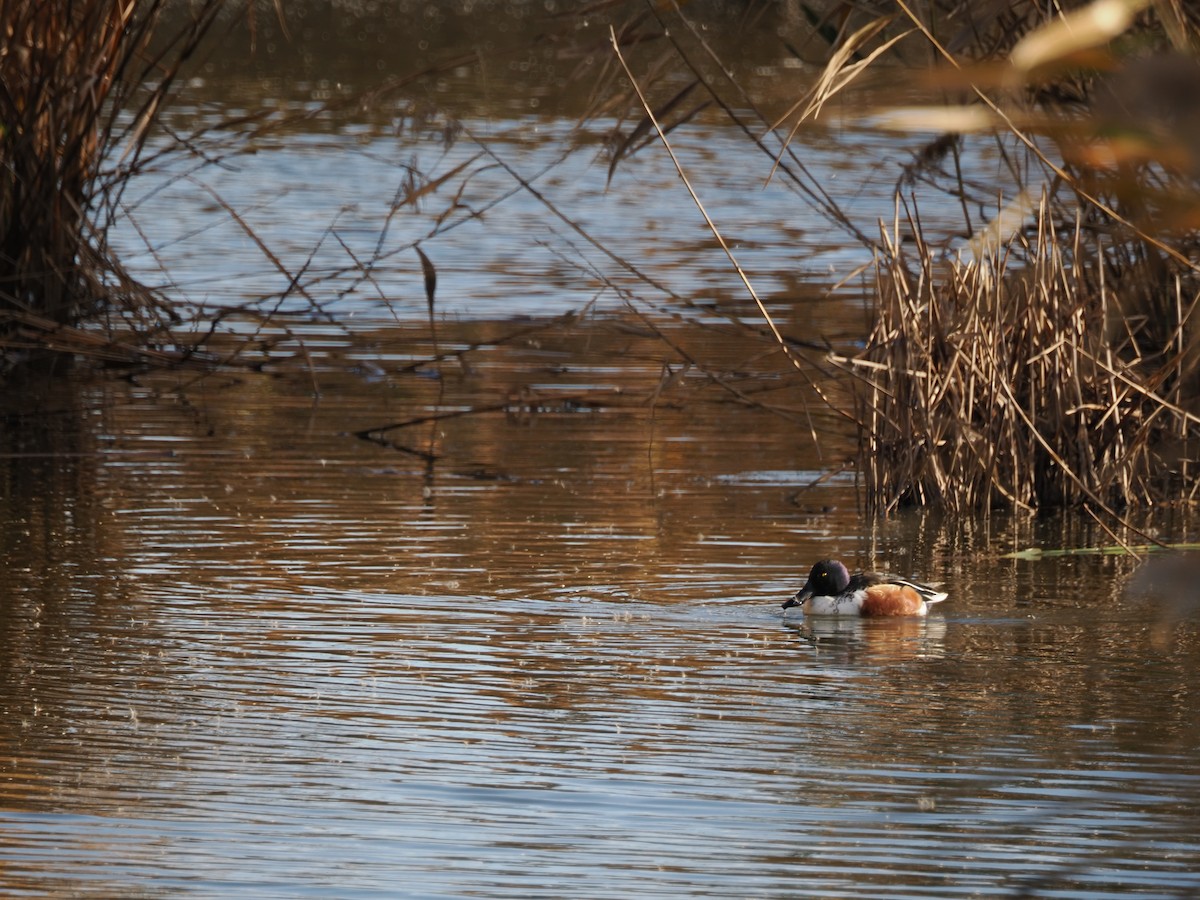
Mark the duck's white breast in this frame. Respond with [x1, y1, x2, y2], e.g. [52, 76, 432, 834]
[803, 593, 865, 615]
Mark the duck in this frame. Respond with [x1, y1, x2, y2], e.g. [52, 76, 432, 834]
[783, 559, 947, 617]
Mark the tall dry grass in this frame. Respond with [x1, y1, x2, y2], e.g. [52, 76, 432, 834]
[601, 0, 1200, 512]
[842, 198, 1200, 514]
[0, 0, 224, 335]
[838, 0, 1200, 513]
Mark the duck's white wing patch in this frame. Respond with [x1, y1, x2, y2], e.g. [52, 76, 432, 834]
[891, 578, 948, 604]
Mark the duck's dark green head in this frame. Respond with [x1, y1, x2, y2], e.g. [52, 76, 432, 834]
[783, 559, 851, 608]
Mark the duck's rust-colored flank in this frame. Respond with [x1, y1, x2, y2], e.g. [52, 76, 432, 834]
[859, 583, 928, 617]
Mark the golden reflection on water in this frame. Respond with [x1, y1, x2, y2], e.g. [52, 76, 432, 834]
[0, 318, 1198, 897]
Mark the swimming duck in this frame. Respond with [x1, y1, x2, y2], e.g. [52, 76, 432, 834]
[783, 559, 947, 617]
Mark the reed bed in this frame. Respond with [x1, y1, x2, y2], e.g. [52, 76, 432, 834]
[844, 199, 1200, 514]
[838, 0, 1200, 513]
[0, 0, 224, 341]
[600, 0, 1200, 513]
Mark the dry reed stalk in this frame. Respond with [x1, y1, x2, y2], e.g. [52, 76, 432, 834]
[840, 195, 1200, 514]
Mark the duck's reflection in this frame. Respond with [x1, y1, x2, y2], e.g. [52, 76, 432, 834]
[782, 613, 948, 662]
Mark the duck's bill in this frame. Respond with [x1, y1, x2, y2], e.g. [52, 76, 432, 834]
[782, 586, 811, 609]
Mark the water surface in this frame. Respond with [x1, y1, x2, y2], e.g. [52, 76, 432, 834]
[2, 321, 1199, 898]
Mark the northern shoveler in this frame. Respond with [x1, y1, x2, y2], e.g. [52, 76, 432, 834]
[783, 559, 948, 617]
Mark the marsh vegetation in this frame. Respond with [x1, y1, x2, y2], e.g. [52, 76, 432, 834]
[3, 0, 1198, 518]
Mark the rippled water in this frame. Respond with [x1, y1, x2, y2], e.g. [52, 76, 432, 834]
[2, 323, 1199, 898]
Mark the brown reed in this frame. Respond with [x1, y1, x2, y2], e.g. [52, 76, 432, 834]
[840, 196, 1200, 514]
[0, 0, 224, 333]
[602, 0, 1200, 512]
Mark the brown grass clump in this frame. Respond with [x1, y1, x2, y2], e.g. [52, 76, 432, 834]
[764, 0, 1200, 513]
[845, 198, 1200, 515]
[595, 0, 1200, 512]
[0, 1, 223, 339]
